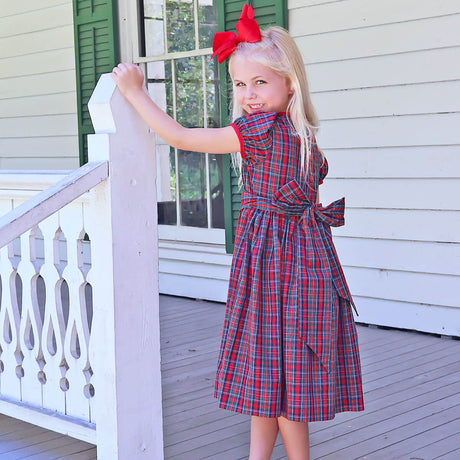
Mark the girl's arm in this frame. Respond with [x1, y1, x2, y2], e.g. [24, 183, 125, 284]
[111, 63, 239, 154]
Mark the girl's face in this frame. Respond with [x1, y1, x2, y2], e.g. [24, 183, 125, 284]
[231, 55, 293, 115]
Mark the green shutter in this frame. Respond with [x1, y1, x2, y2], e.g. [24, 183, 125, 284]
[73, 0, 119, 165]
[219, 0, 288, 254]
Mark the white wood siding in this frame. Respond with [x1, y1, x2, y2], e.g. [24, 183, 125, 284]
[289, 0, 460, 336]
[0, 1, 79, 169]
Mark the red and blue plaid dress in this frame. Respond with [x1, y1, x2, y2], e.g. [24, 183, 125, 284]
[215, 112, 364, 422]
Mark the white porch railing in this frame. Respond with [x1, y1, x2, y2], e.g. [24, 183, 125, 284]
[0, 75, 164, 459]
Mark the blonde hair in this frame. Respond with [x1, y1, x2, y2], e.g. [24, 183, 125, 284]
[228, 27, 320, 179]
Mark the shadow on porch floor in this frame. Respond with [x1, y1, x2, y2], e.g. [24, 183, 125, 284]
[1, 294, 460, 459]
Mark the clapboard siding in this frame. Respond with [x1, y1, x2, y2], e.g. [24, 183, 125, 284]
[0, 1, 79, 170]
[0, 51, 76, 80]
[335, 237, 460, 277]
[1, 0, 66, 17]
[324, 146, 459, 178]
[0, 4, 73, 38]
[335, 208, 459, 243]
[289, 0, 460, 35]
[159, 241, 232, 303]
[314, 81, 460, 119]
[289, 0, 460, 335]
[323, 178, 459, 210]
[308, 47, 460, 91]
[0, 93, 77, 118]
[318, 113, 460, 148]
[352, 297, 460, 337]
[296, 14, 460, 61]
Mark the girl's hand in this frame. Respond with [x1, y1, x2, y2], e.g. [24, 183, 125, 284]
[111, 63, 145, 100]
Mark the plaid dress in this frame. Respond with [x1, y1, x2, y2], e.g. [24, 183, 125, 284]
[215, 112, 364, 422]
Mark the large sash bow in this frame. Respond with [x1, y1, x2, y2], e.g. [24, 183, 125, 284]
[241, 179, 345, 227]
[241, 180, 354, 372]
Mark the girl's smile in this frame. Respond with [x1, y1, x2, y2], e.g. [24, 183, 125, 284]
[231, 55, 293, 114]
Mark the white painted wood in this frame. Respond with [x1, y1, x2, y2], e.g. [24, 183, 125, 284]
[40, 213, 67, 415]
[0, 114, 77, 138]
[1, 0, 65, 17]
[60, 206, 91, 421]
[0, 4, 72, 38]
[0, 93, 78, 118]
[0, 171, 71, 191]
[0, 69, 76, 97]
[321, 178, 460, 210]
[0, 157, 79, 171]
[160, 259, 230, 281]
[0, 397, 96, 444]
[335, 237, 460, 277]
[353, 297, 460, 338]
[87, 73, 164, 459]
[295, 14, 460, 63]
[344, 266, 460, 309]
[0, 1, 78, 170]
[17, 227, 44, 407]
[0, 162, 108, 248]
[0, 25, 74, 60]
[307, 47, 460, 92]
[313, 81, 460, 120]
[0, 208, 22, 401]
[289, 0, 340, 8]
[289, 0, 460, 36]
[323, 146, 459, 179]
[317, 113, 460, 149]
[334, 208, 460, 243]
[159, 273, 229, 303]
[0, 137, 78, 159]
[158, 225, 225, 245]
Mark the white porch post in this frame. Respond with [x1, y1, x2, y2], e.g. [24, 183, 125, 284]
[87, 74, 163, 459]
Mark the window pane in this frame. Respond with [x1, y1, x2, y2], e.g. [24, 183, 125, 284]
[175, 57, 204, 128]
[198, 0, 217, 49]
[144, 0, 165, 56]
[157, 146, 177, 225]
[206, 56, 220, 128]
[179, 150, 207, 227]
[147, 60, 177, 225]
[166, 0, 195, 53]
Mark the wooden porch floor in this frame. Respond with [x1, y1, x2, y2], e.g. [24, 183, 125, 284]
[1, 294, 459, 459]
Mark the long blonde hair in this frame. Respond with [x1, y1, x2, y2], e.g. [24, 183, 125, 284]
[228, 27, 320, 179]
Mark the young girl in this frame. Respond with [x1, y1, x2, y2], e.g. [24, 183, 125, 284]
[112, 5, 364, 459]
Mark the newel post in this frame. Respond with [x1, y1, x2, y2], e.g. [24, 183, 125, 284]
[87, 74, 163, 459]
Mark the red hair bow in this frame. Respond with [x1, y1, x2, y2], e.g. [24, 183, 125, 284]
[211, 4, 261, 63]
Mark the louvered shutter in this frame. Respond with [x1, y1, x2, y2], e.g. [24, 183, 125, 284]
[73, 0, 119, 164]
[219, 0, 288, 253]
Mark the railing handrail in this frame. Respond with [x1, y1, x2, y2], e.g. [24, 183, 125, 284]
[0, 161, 108, 248]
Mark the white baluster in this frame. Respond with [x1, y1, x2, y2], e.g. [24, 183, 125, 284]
[60, 202, 91, 420]
[17, 227, 44, 406]
[41, 214, 67, 413]
[0, 240, 22, 400]
[81, 201, 95, 423]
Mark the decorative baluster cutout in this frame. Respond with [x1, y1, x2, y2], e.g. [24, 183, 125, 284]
[41, 216, 67, 414]
[82, 223, 95, 422]
[18, 227, 44, 406]
[0, 236, 23, 400]
[61, 204, 91, 420]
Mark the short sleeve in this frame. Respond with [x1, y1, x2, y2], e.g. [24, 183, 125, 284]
[319, 157, 328, 185]
[231, 112, 278, 162]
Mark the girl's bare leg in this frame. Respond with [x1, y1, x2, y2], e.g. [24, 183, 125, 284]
[249, 416, 279, 460]
[278, 416, 310, 460]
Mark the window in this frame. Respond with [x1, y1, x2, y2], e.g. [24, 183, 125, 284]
[139, 0, 224, 231]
